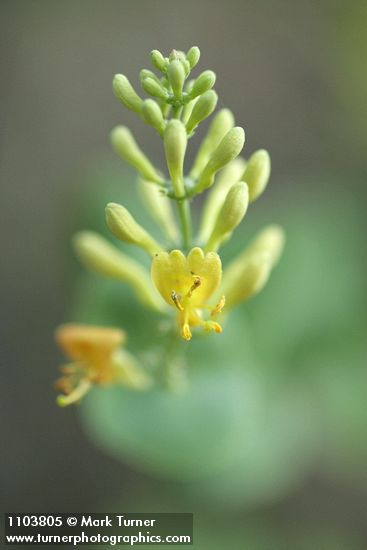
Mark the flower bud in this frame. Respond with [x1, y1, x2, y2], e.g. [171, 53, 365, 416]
[198, 157, 246, 243]
[112, 74, 143, 114]
[221, 225, 285, 308]
[195, 127, 245, 193]
[142, 99, 166, 135]
[223, 252, 273, 308]
[167, 60, 186, 99]
[185, 90, 218, 134]
[169, 49, 185, 62]
[181, 59, 191, 76]
[141, 77, 168, 99]
[110, 126, 162, 184]
[242, 149, 271, 202]
[105, 202, 164, 256]
[190, 108, 235, 179]
[189, 70, 216, 99]
[139, 69, 160, 84]
[186, 46, 200, 69]
[206, 182, 249, 251]
[163, 120, 187, 197]
[73, 231, 164, 311]
[138, 178, 179, 243]
[181, 97, 198, 125]
[150, 49, 168, 72]
[244, 225, 285, 266]
[181, 79, 196, 123]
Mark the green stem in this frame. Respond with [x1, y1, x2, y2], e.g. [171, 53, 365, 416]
[177, 199, 191, 250]
[172, 104, 183, 119]
[158, 327, 188, 392]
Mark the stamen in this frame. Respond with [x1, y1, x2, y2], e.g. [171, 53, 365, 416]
[187, 276, 201, 297]
[182, 323, 192, 341]
[203, 320, 222, 334]
[211, 295, 225, 316]
[171, 290, 184, 311]
[57, 379, 92, 407]
[212, 322, 222, 333]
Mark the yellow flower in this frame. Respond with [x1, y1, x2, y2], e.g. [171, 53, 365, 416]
[151, 247, 225, 341]
[54, 324, 150, 406]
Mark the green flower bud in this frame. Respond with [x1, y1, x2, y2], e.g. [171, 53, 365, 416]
[167, 60, 186, 99]
[105, 202, 164, 256]
[110, 126, 163, 184]
[181, 80, 197, 123]
[221, 225, 285, 308]
[163, 120, 187, 197]
[169, 49, 185, 62]
[112, 74, 143, 114]
[242, 149, 271, 202]
[142, 99, 166, 135]
[140, 69, 161, 84]
[150, 49, 168, 72]
[168, 50, 191, 75]
[198, 157, 246, 243]
[190, 108, 235, 179]
[181, 97, 198, 125]
[186, 90, 218, 134]
[138, 178, 179, 243]
[181, 59, 191, 76]
[244, 225, 285, 265]
[222, 252, 273, 309]
[73, 231, 164, 311]
[186, 46, 200, 69]
[189, 70, 216, 99]
[205, 182, 249, 251]
[141, 77, 168, 99]
[195, 127, 245, 193]
[184, 79, 195, 93]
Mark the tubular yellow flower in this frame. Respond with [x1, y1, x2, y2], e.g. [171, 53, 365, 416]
[151, 247, 224, 341]
[55, 324, 151, 407]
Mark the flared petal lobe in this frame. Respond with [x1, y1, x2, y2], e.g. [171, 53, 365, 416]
[151, 247, 222, 307]
[55, 324, 125, 365]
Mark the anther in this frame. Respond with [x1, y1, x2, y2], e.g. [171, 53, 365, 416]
[211, 295, 225, 316]
[187, 276, 201, 297]
[203, 320, 222, 334]
[182, 323, 192, 341]
[171, 290, 184, 311]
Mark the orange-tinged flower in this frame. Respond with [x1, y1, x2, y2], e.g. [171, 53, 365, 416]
[55, 324, 150, 406]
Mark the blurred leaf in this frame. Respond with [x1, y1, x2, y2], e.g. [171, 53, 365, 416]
[69, 165, 367, 505]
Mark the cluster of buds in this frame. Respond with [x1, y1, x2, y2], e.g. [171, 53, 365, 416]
[55, 47, 284, 405]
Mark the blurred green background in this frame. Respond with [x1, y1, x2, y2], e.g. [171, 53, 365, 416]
[1, 1, 367, 548]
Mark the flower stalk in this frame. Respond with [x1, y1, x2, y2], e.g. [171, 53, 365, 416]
[55, 46, 284, 404]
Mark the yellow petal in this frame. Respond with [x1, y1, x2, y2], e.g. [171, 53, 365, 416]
[151, 247, 222, 307]
[151, 250, 187, 304]
[186, 248, 222, 305]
